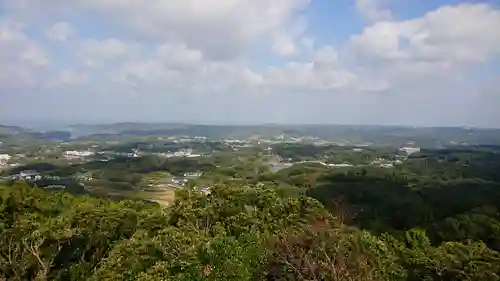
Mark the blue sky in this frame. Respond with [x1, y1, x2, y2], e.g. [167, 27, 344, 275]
[0, 0, 499, 128]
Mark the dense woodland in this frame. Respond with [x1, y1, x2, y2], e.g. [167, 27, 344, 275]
[2, 146, 500, 280]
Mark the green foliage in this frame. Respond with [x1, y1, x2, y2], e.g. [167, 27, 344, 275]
[2, 145, 500, 280]
[393, 230, 500, 281]
[0, 182, 400, 280]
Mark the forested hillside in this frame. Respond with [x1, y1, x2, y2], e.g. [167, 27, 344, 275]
[2, 146, 500, 280]
[2, 177, 500, 280]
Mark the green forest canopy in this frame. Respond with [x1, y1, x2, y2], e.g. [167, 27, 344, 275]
[1, 179, 500, 281]
[2, 147, 500, 280]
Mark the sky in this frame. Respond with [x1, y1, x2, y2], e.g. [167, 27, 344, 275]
[0, 0, 499, 128]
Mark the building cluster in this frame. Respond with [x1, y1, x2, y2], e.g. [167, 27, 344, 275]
[0, 154, 11, 166]
[157, 149, 202, 158]
[7, 170, 93, 189]
[95, 151, 139, 159]
[10, 170, 61, 181]
[168, 172, 203, 188]
[184, 172, 203, 178]
[169, 177, 188, 188]
[73, 172, 93, 181]
[64, 150, 95, 159]
[400, 147, 421, 155]
[166, 172, 208, 195]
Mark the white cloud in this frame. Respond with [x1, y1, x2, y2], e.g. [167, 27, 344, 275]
[355, 0, 393, 23]
[156, 44, 203, 69]
[19, 45, 50, 66]
[0, 20, 49, 66]
[110, 55, 265, 99]
[74, 38, 140, 68]
[0, 19, 49, 92]
[272, 33, 297, 56]
[7, 0, 310, 60]
[264, 61, 357, 91]
[114, 60, 181, 90]
[80, 38, 136, 60]
[0, 63, 37, 90]
[45, 21, 74, 42]
[356, 78, 390, 92]
[351, 4, 500, 63]
[271, 17, 308, 57]
[301, 37, 315, 52]
[313, 46, 338, 64]
[46, 70, 88, 88]
[1, 1, 500, 126]
[347, 3, 500, 96]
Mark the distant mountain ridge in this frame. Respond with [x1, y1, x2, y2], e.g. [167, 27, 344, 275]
[66, 123, 500, 147]
[0, 124, 32, 135]
[3, 122, 500, 146]
[0, 124, 71, 141]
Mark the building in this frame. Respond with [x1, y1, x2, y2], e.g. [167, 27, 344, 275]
[328, 163, 354, 167]
[186, 154, 202, 158]
[198, 186, 211, 194]
[73, 172, 93, 181]
[11, 170, 40, 180]
[0, 154, 11, 165]
[43, 185, 66, 189]
[64, 151, 95, 158]
[184, 172, 203, 178]
[400, 147, 421, 155]
[171, 177, 188, 187]
[20, 170, 39, 178]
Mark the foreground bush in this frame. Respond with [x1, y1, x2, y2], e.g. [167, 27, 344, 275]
[0, 182, 499, 280]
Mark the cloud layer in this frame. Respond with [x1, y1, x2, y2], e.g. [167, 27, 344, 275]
[1, 0, 499, 127]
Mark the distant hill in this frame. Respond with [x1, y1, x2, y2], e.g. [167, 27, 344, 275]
[0, 124, 71, 141]
[0, 124, 32, 136]
[28, 131, 72, 141]
[3, 122, 500, 147]
[68, 123, 500, 147]
[67, 122, 187, 137]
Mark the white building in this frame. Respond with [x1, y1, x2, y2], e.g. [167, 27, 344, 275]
[17, 170, 39, 180]
[20, 170, 38, 177]
[0, 154, 11, 165]
[198, 186, 211, 195]
[187, 154, 202, 158]
[328, 163, 354, 167]
[184, 172, 203, 178]
[400, 147, 421, 155]
[64, 151, 95, 158]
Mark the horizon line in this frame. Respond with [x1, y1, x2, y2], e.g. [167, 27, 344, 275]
[2, 121, 500, 130]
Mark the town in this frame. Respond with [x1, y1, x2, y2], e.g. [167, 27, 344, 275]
[0, 129, 425, 203]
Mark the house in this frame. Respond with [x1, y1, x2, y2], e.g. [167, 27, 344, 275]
[171, 177, 188, 186]
[328, 163, 354, 167]
[198, 186, 211, 194]
[20, 170, 39, 179]
[186, 154, 202, 158]
[43, 185, 66, 189]
[183, 172, 203, 178]
[0, 154, 11, 165]
[400, 147, 421, 155]
[64, 150, 95, 158]
[73, 172, 93, 181]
